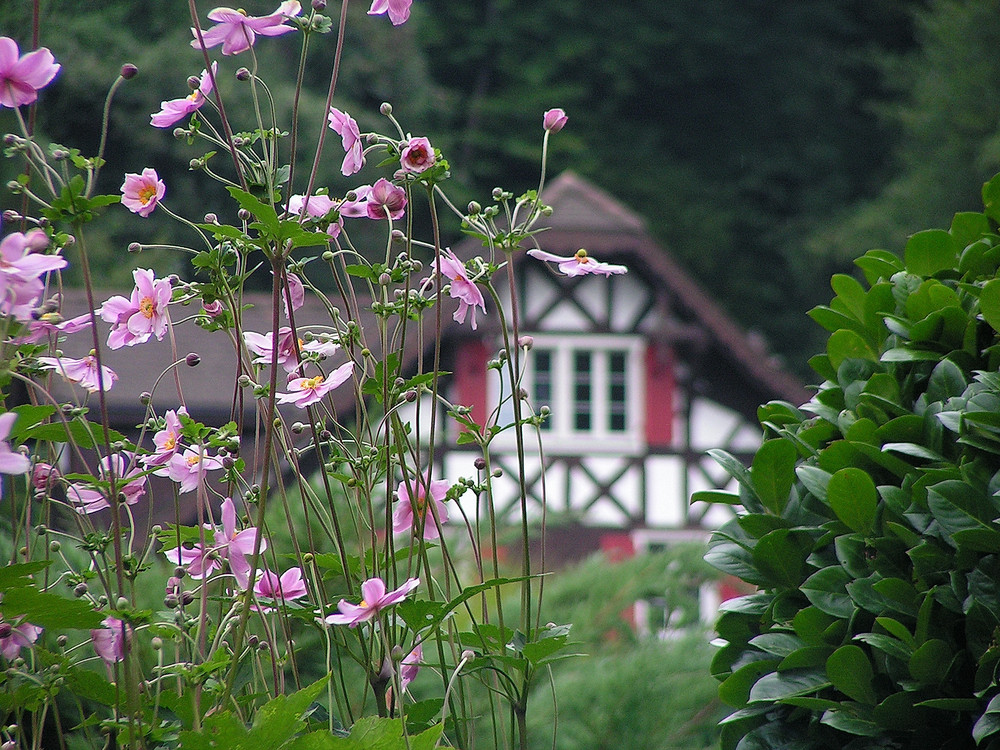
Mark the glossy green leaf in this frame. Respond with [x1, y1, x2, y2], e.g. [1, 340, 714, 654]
[747, 668, 831, 703]
[828, 328, 877, 369]
[973, 693, 1000, 745]
[801, 566, 854, 619]
[827, 467, 877, 535]
[909, 639, 952, 685]
[750, 439, 797, 514]
[904, 229, 959, 276]
[826, 645, 876, 704]
[981, 278, 1000, 334]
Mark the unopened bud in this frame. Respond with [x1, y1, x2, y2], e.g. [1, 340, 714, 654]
[390, 229, 405, 243]
[518, 335, 534, 350]
[24, 229, 49, 253]
[235, 67, 251, 81]
[312, 0, 326, 8]
[474, 457, 487, 470]
[185, 353, 201, 367]
[461, 649, 475, 662]
[380, 102, 392, 115]
[73, 582, 88, 597]
[238, 208, 251, 221]
[187, 75, 201, 90]
[467, 201, 481, 215]
[120, 63, 139, 80]
[204, 213, 218, 224]
[139, 391, 151, 405]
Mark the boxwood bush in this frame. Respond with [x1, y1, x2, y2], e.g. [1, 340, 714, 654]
[703, 173, 1000, 750]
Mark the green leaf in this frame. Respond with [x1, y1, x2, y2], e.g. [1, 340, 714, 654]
[981, 279, 1000, 334]
[747, 668, 831, 703]
[909, 639, 952, 685]
[0, 561, 50, 589]
[983, 173, 1000, 224]
[826, 645, 877, 704]
[973, 693, 1000, 745]
[827, 328, 877, 369]
[0, 587, 104, 629]
[904, 229, 959, 276]
[827, 467, 877, 535]
[718, 660, 780, 707]
[753, 529, 813, 588]
[750, 439, 797, 514]
[801, 566, 855, 619]
[227, 187, 281, 237]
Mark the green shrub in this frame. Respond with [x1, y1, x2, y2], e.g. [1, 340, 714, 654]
[703, 173, 1000, 749]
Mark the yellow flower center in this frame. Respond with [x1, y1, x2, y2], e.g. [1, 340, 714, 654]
[574, 248, 590, 264]
[163, 436, 176, 451]
[186, 455, 200, 466]
[359, 600, 368, 608]
[138, 184, 158, 205]
[139, 296, 155, 319]
[303, 375, 324, 389]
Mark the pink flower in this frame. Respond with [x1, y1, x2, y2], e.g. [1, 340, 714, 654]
[400, 137, 435, 174]
[31, 462, 59, 492]
[400, 643, 421, 689]
[435, 249, 486, 330]
[368, 0, 412, 26]
[253, 567, 308, 611]
[0, 230, 67, 321]
[338, 185, 372, 218]
[164, 497, 265, 588]
[91, 616, 131, 665]
[99, 268, 172, 349]
[366, 178, 406, 221]
[393, 476, 449, 540]
[202, 300, 223, 317]
[542, 108, 568, 133]
[527, 248, 627, 277]
[327, 108, 365, 176]
[0, 413, 29, 475]
[243, 328, 301, 373]
[120, 168, 165, 217]
[150, 63, 217, 128]
[0, 37, 60, 109]
[165, 448, 224, 494]
[144, 409, 184, 468]
[325, 577, 420, 627]
[66, 453, 146, 515]
[15, 312, 91, 344]
[193, 1, 302, 56]
[288, 193, 342, 239]
[38, 354, 118, 392]
[0, 619, 42, 660]
[276, 361, 354, 408]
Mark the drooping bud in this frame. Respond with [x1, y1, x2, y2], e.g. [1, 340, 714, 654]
[120, 63, 139, 80]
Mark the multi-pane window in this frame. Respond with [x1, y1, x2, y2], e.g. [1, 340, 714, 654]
[491, 335, 643, 452]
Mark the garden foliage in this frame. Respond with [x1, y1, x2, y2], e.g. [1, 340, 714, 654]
[704, 173, 1000, 749]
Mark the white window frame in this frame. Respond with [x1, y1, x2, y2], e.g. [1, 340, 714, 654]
[489, 333, 645, 455]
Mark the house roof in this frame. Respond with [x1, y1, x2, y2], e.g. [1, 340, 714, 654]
[461, 171, 810, 417]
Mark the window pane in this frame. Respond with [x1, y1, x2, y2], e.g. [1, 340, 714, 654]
[608, 351, 627, 432]
[534, 349, 553, 431]
[573, 351, 592, 431]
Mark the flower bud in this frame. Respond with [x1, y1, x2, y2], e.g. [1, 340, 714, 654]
[542, 108, 568, 133]
[518, 335, 534, 350]
[0, 623, 12, 639]
[24, 229, 49, 253]
[32, 463, 59, 492]
[312, 0, 327, 8]
[187, 75, 201, 90]
[173, 127, 188, 139]
[139, 391, 152, 405]
[2, 210, 19, 222]
[73, 582, 88, 597]
[461, 649, 476, 662]
[204, 212, 218, 224]
[474, 457, 487, 470]
[235, 67, 251, 81]
[467, 201, 481, 215]
[185, 353, 201, 367]
[380, 102, 392, 115]
[120, 63, 139, 80]
[238, 208, 251, 221]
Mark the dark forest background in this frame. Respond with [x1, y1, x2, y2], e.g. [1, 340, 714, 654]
[2, 0, 999, 378]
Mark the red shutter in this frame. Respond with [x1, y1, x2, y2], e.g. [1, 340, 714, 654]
[455, 340, 490, 429]
[645, 342, 674, 447]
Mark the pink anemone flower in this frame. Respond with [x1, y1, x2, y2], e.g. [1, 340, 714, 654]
[400, 137, 435, 174]
[121, 168, 166, 217]
[37, 354, 118, 392]
[0, 229, 67, 321]
[327, 108, 365, 176]
[165, 448, 224, 494]
[325, 577, 420, 627]
[275, 361, 354, 408]
[0, 37, 60, 109]
[0, 412, 30, 476]
[15, 312, 91, 344]
[527, 248, 627, 277]
[65, 453, 147, 515]
[150, 63, 217, 128]
[0, 619, 42, 660]
[164, 497, 265, 588]
[253, 567, 308, 612]
[393, 476, 449, 540]
[193, 1, 302, 56]
[144, 409, 184, 468]
[435, 249, 486, 330]
[91, 616, 131, 665]
[366, 179, 407, 221]
[100, 268, 172, 349]
[368, 0, 412, 26]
